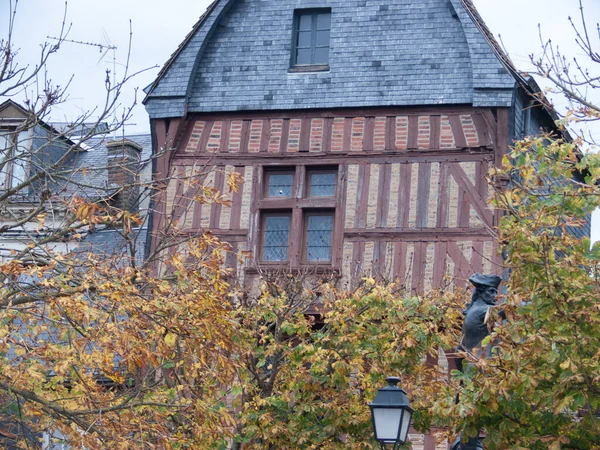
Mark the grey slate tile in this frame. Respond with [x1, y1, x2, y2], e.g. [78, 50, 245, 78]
[145, 0, 519, 118]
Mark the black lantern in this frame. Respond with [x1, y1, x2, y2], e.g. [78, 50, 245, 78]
[368, 377, 413, 449]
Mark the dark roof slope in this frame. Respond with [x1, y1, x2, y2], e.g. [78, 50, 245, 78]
[75, 226, 148, 265]
[144, 0, 519, 118]
[49, 121, 110, 136]
[60, 133, 152, 200]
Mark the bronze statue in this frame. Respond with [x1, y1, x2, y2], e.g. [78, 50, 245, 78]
[460, 273, 503, 353]
[451, 273, 503, 450]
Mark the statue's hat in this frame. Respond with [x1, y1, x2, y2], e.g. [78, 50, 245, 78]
[469, 273, 502, 289]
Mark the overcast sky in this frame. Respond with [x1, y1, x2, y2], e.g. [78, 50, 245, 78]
[2, 0, 600, 238]
[2, 0, 598, 132]
[1, 0, 597, 132]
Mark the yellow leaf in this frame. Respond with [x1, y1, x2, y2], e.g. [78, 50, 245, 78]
[549, 441, 561, 450]
[165, 333, 177, 348]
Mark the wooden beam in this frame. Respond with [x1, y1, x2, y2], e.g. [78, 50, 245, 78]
[407, 115, 419, 150]
[344, 227, 492, 241]
[385, 116, 396, 151]
[447, 163, 493, 226]
[171, 150, 493, 166]
[429, 115, 441, 150]
[210, 166, 225, 229]
[182, 104, 484, 121]
[449, 114, 467, 148]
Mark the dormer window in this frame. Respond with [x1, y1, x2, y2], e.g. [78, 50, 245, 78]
[290, 9, 331, 71]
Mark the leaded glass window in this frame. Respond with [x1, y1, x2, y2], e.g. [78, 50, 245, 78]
[263, 215, 291, 261]
[267, 172, 294, 198]
[306, 213, 333, 262]
[259, 165, 338, 266]
[309, 171, 336, 197]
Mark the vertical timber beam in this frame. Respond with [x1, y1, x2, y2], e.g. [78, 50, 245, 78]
[494, 108, 510, 273]
[149, 117, 187, 267]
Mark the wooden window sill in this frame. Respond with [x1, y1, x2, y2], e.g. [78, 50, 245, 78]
[245, 266, 340, 276]
[288, 65, 330, 73]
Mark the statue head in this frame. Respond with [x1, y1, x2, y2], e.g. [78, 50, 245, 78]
[469, 273, 502, 306]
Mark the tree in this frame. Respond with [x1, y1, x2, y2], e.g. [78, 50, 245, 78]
[429, 135, 600, 449]
[229, 274, 464, 449]
[5, 0, 600, 448]
[419, 4, 600, 448]
[530, 0, 599, 144]
[0, 2, 243, 448]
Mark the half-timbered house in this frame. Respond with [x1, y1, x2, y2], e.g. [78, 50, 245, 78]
[143, 0, 571, 292]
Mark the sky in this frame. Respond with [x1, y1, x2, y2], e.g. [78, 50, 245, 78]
[1, 0, 597, 134]
[2, 0, 600, 237]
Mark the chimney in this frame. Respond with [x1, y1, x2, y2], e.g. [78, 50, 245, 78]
[106, 139, 142, 212]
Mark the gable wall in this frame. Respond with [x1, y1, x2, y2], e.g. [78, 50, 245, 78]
[190, 0, 473, 112]
[0, 104, 27, 120]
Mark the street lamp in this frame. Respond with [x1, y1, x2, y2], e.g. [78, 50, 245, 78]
[368, 376, 413, 450]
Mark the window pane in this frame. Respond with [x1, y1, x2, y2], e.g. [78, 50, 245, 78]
[0, 133, 9, 153]
[316, 12, 331, 30]
[309, 172, 336, 197]
[264, 216, 290, 261]
[307, 215, 333, 262]
[267, 174, 293, 197]
[297, 30, 311, 48]
[315, 30, 330, 47]
[11, 159, 26, 186]
[314, 47, 329, 65]
[0, 133, 10, 188]
[298, 14, 312, 31]
[295, 48, 311, 65]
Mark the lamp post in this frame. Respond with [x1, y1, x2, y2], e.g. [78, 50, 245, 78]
[368, 377, 413, 450]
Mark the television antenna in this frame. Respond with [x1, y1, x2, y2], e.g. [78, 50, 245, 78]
[46, 36, 117, 55]
[47, 34, 120, 137]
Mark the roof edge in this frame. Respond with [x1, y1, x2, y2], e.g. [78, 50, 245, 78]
[460, 0, 567, 135]
[0, 99, 79, 147]
[143, 0, 220, 103]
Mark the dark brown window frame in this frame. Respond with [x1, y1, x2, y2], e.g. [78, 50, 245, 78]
[256, 165, 341, 270]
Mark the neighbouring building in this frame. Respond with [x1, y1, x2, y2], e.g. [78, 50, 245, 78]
[0, 100, 152, 450]
[0, 99, 152, 262]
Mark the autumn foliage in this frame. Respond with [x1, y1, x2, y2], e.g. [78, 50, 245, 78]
[434, 135, 600, 450]
[0, 211, 467, 449]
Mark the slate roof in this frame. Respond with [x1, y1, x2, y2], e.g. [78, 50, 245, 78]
[50, 121, 110, 137]
[144, 0, 522, 119]
[57, 132, 152, 200]
[74, 226, 149, 265]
